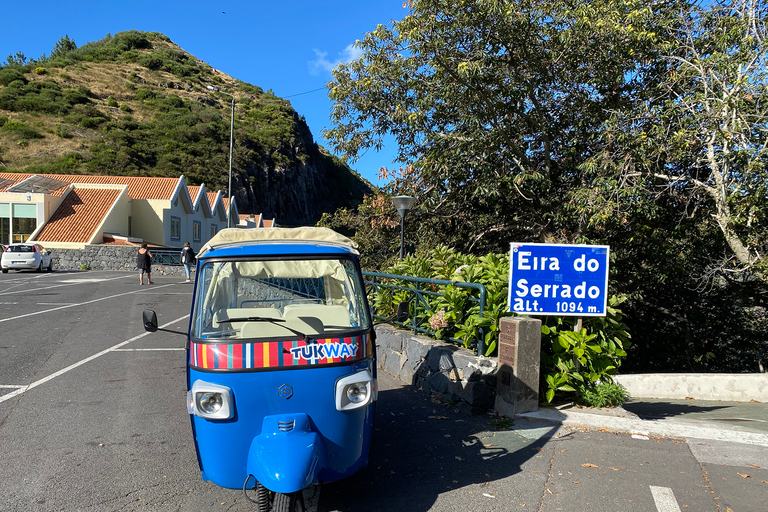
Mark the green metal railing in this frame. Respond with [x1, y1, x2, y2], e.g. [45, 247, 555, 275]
[150, 248, 182, 266]
[363, 271, 487, 354]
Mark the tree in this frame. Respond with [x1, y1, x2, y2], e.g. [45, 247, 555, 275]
[590, 0, 768, 287]
[324, 0, 768, 372]
[4, 51, 27, 68]
[50, 35, 77, 59]
[326, 0, 686, 253]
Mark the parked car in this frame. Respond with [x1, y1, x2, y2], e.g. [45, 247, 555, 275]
[1, 243, 53, 273]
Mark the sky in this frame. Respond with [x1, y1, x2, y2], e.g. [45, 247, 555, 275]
[0, 0, 408, 186]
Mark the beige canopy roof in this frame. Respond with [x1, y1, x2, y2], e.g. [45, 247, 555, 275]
[198, 227, 358, 257]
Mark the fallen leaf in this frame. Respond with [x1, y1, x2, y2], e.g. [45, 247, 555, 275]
[737, 473, 752, 479]
[761, 480, 768, 485]
[573, 481, 581, 484]
[428, 416, 449, 420]
[582, 463, 599, 468]
[748, 464, 760, 468]
[483, 493, 496, 498]
[727, 508, 734, 512]
[455, 456, 465, 461]
[608, 467, 622, 471]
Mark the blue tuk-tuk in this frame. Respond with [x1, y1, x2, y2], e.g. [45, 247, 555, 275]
[144, 227, 376, 511]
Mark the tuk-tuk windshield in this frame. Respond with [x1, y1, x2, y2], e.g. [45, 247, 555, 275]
[191, 257, 371, 341]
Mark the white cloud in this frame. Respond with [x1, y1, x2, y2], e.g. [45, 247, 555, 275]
[309, 43, 363, 75]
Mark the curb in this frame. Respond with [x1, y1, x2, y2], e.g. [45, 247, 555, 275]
[517, 407, 768, 447]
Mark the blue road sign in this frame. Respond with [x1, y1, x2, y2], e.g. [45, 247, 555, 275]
[507, 243, 610, 316]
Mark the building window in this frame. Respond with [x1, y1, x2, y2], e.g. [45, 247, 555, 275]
[193, 221, 201, 242]
[171, 216, 181, 240]
[12, 218, 36, 243]
[211, 224, 217, 238]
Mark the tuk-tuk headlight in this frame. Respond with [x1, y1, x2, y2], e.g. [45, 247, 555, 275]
[198, 392, 223, 414]
[346, 383, 368, 403]
[335, 371, 375, 411]
[188, 380, 233, 420]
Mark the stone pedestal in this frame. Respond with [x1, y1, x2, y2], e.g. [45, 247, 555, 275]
[494, 317, 541, 417]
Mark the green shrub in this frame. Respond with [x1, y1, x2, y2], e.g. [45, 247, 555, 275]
[34, 67, 46, 75]
[0, 68, 26, 86]
[135, 87, 160, 101]
[54, 124, 71, 138]
[540, 296, 631, 403]
[576, 382, 630, 408]
[107, 96, 118, 107]
[371, 245, 631, 405]
[371, 245, 510, 356]
[1, 120, 44, 139]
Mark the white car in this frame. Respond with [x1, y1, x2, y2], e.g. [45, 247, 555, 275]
[1, 243, 53, 273]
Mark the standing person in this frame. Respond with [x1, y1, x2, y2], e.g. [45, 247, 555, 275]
[137, 243, 153, 285]
[180, 241, 196, 283]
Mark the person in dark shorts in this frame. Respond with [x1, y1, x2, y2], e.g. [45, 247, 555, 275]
[137, 243, 153, 285]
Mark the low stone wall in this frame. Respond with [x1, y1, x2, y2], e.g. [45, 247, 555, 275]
[48, 246, 186, 276]
[616, 373, 768, 402]
[375, 324, 498, 415]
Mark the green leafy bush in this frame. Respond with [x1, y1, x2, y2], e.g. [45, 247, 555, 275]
[576, 382, 630, 408]
[371, 245, 510, 356]
[371, 245, 631, 404]
[1, 120, 44, 140]
[540, 296, 631, 403]
[0, 68, 26, 86]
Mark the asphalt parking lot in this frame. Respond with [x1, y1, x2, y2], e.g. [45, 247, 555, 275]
[1, 270, 766, 512]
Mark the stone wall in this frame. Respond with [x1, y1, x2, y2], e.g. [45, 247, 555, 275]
[49, 246, 186, 276]
[375, 324, 498, 415]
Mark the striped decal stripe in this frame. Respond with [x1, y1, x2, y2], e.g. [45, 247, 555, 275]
[189, 334, 370, 370]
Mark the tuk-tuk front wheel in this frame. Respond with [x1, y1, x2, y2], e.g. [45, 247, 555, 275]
[272, 491, 305, 512]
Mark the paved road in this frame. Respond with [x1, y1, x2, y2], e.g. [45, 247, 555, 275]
[1, 271, 766, 511]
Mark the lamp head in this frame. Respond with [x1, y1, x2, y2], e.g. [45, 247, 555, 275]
[392, 195, 416, 218]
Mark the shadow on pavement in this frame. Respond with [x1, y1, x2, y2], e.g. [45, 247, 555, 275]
[318, 381, 557, 512]
[622, 400, 732, 420]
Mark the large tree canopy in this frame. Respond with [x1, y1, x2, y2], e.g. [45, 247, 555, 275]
[589, 0, 768, 285]
[327, 0, 686, 250]
[324, 0, 768, 372]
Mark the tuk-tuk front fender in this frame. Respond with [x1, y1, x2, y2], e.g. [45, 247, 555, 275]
[247, 413, 326, 494]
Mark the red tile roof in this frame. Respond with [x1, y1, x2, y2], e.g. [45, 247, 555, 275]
[0, 173, 181, 199]
[34, 187, 122, 243]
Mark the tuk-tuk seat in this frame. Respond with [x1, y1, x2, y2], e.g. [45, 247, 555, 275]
[283, 304, 351, 328]
[213, 307, 282, 329]
[241, 317, 324, 339]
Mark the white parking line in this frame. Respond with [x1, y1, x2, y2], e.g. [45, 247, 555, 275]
[650, 486, 682, 512]
[0, 385, 26, 389]
[0, 283, 175, 324]
[0, 314, 189, 404]
[0, 274, 133, 296]
[113, 348, 185, 351]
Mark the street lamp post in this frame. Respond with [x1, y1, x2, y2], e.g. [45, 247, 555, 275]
[207, 86, 235, 228]
[392, 195, 416, 261]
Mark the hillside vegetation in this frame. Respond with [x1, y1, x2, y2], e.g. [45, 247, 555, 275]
[0, 30, 372, 224]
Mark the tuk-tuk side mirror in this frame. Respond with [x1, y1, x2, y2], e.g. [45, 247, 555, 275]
[143, 310, 158, 332]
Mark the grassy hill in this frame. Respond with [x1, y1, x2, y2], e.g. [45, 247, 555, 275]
[0, 30, 373, 224]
